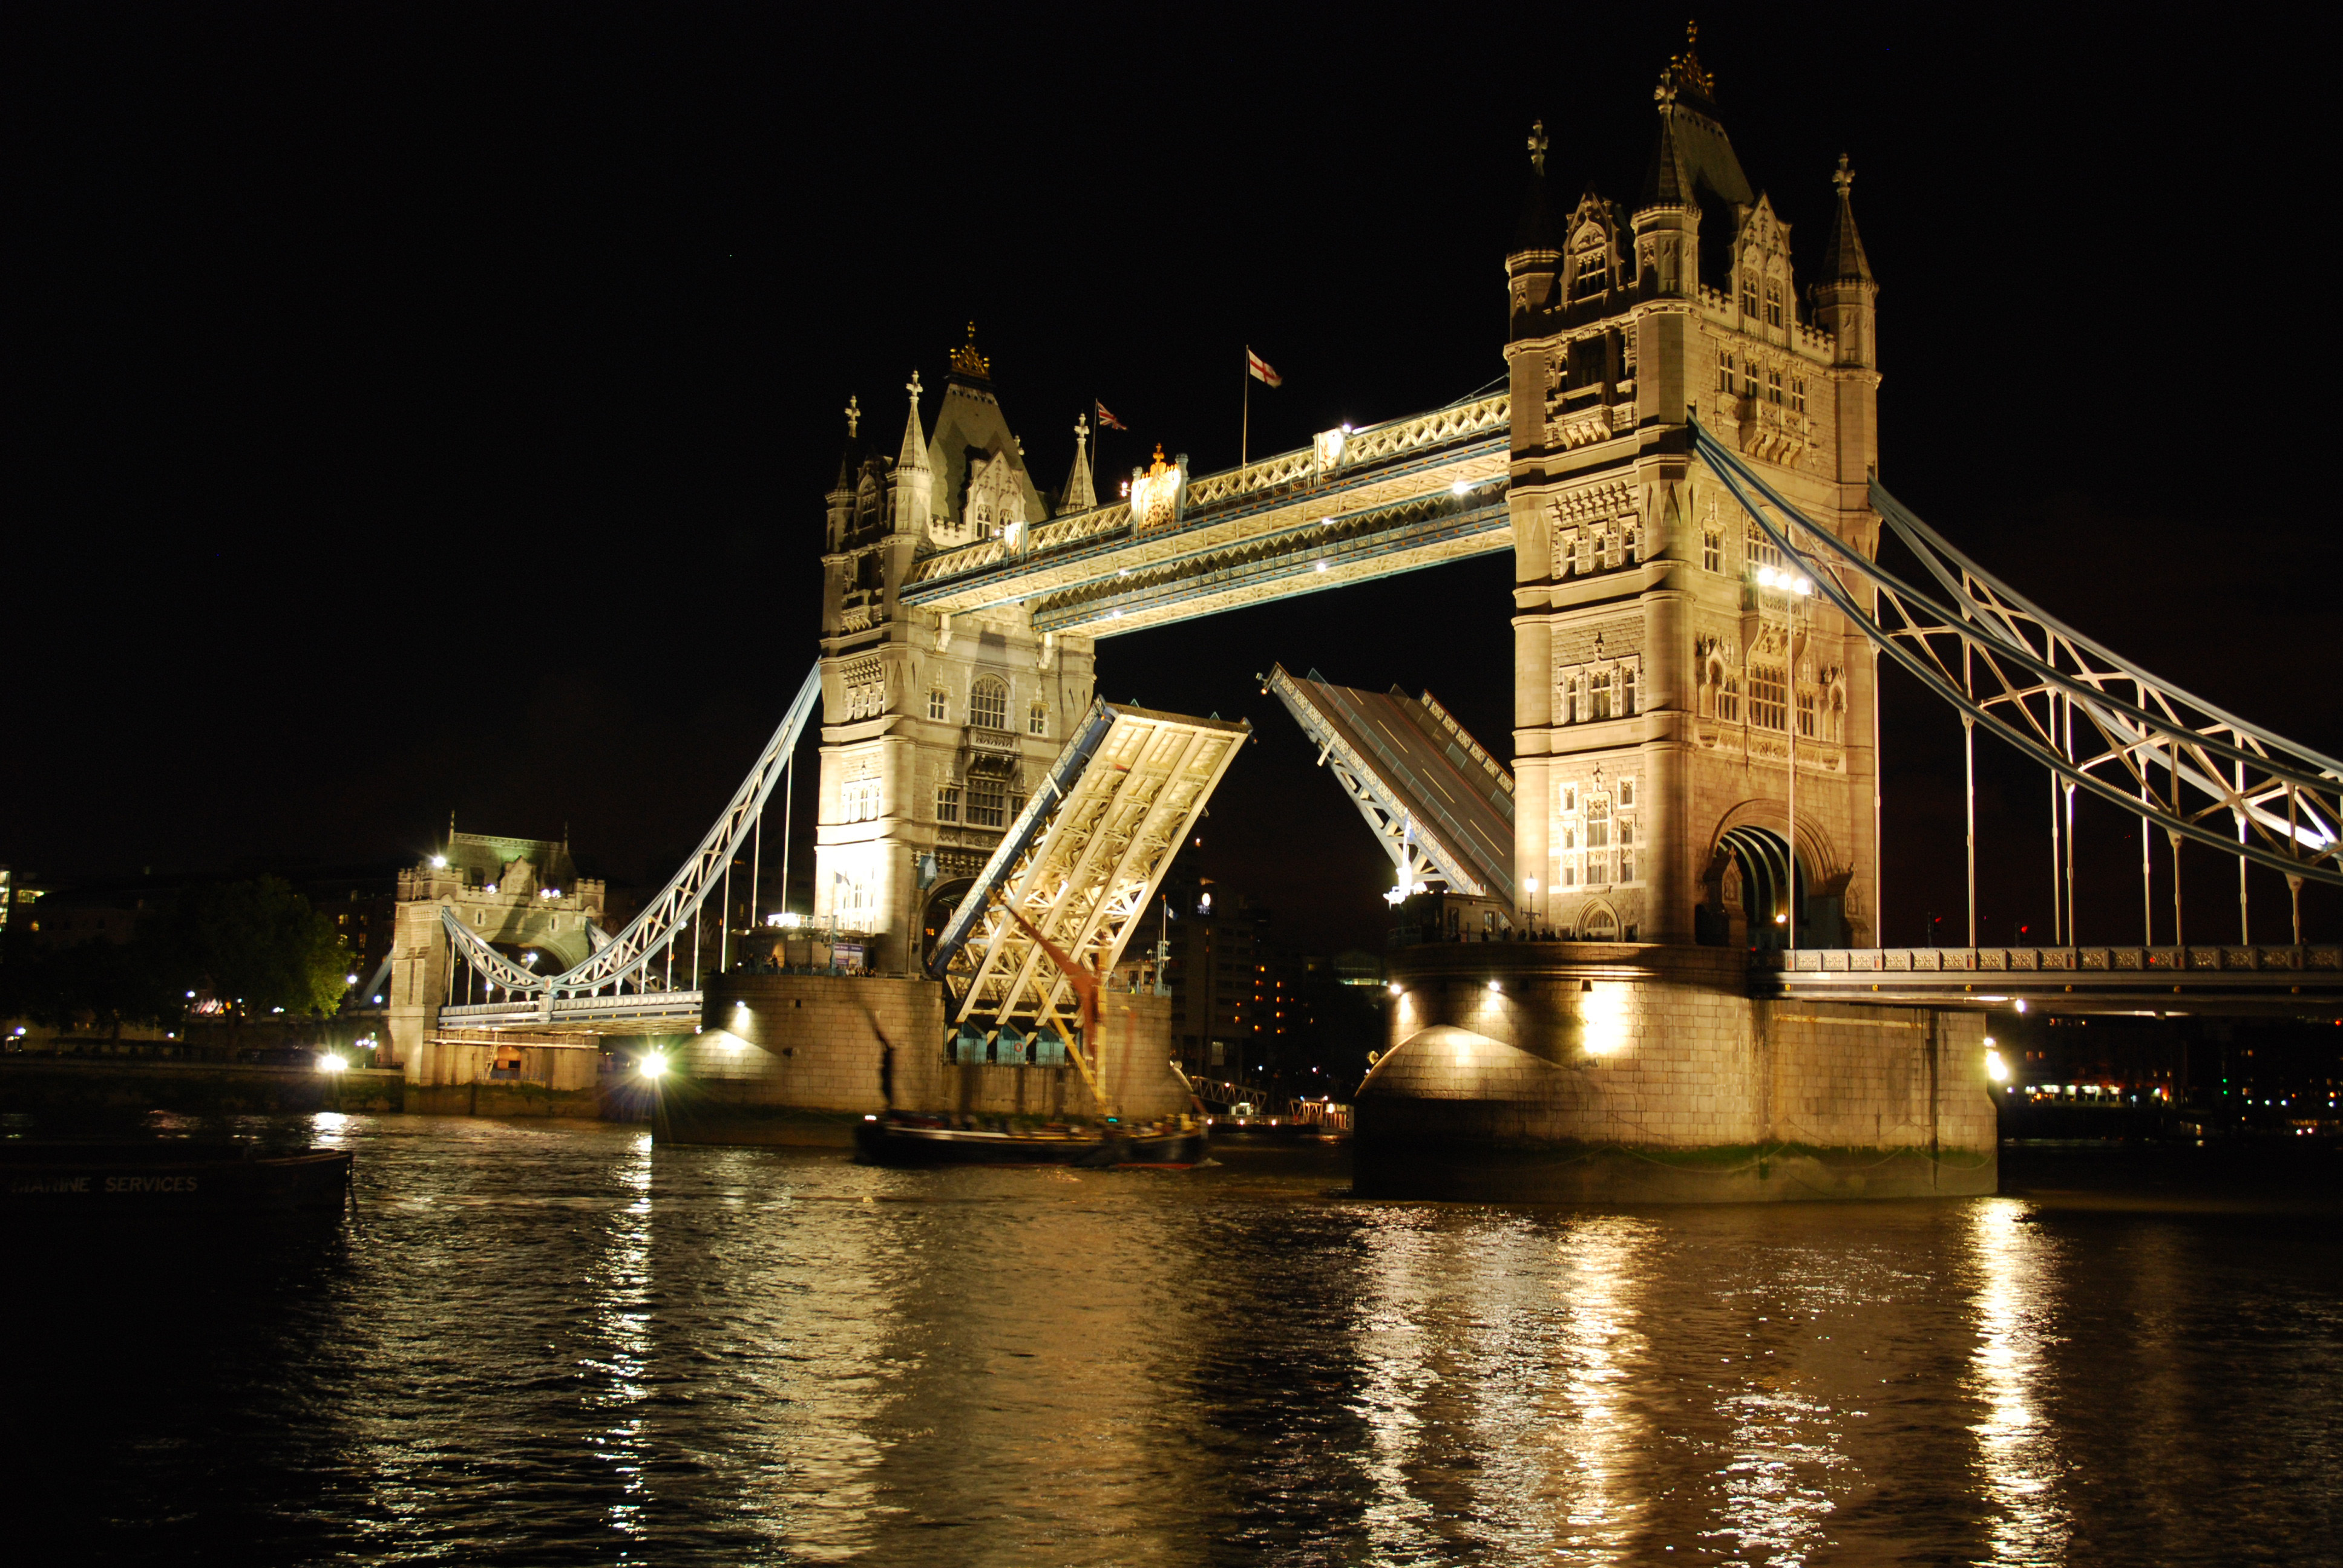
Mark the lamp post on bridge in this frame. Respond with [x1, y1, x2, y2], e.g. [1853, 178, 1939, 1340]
[1755, 562, 1813, 953]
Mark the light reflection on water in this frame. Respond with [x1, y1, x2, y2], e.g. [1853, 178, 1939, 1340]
[8, 1116, 2341, 1566]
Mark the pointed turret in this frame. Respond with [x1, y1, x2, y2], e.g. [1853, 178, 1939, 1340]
[890, 370, 931, 536]
[1819, 154, 1874, 287]
[1811, 155, 1878, 370]
[1061, 414, 1097, 513]
[1507, 120, 1562, 339]
[1639, 95, 1689, 211]
[826, 394, 863, 552]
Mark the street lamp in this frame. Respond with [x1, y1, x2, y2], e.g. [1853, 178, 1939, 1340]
[1754, 563, 1813, 952]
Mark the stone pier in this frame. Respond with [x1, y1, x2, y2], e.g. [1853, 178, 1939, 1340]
[1356, 942, 1995, 1202]
[651, 973, 1191, 1146]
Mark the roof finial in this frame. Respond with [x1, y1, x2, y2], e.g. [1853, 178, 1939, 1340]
[949, 321, 991, 380]
[906, 368, 922, 400]
[1075, 412, 1090, 445]
[1832, 152, 1856, 199]
[1527, 119, 1548, 177]
[844, 394, 860, 439]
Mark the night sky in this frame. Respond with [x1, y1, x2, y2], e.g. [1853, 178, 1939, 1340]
[7, 6, 2336, 955]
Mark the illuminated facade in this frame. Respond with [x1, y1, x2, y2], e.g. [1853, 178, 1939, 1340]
[814, 332, 1099, 973]
[1504, 34, 1881, 948]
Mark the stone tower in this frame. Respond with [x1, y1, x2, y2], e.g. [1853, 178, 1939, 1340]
[1504, 34, 1883, 949]
[813, 329, 1099, 973]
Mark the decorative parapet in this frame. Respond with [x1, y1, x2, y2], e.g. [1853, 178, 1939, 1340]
[903, 394, 1509, 591]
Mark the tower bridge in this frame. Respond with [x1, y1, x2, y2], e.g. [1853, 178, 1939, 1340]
[385, 32, 2342, 1191]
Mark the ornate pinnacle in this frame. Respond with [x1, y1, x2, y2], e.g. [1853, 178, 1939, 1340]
[1527, 120, 1549, 176]
[1833, 152, 1856, 198]
[1075, 413, 1090, 444]
[844, 394, 860, 439]
[906, 368, 922, 400]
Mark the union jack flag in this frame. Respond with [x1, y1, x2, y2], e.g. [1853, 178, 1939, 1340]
[1095, 400, 1129, 431]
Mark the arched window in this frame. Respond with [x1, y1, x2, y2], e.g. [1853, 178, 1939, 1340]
[1763, 276, 1783, 328]
[1741, 270, 1759, 318]
[1622, 664, 1637, 716]
[969, 677, 1008, 731]
[1591, 669, 1613, 722]
[1582, 906, 1617, 939]
[1028, 701, 1048, 737]
[928, 689, 948, 721]
[1703, 526, 1722, 572]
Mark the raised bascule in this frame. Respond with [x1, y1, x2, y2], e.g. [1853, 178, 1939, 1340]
[385, 33, 2343, 1192]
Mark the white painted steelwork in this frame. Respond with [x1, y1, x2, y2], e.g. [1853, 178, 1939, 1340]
[440, 663, 822, 998]
[932, 702, 1248, 1037]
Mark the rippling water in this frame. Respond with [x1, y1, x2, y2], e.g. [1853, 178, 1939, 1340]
[9, 1116, 2342, 1565]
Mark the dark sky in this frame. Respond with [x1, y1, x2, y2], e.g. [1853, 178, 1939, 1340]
[6, 5, 2336, 953]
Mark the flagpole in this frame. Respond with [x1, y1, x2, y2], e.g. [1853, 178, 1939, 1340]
[1242, 347, 1250, 469]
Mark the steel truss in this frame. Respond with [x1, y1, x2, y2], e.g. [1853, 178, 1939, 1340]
[1689, 424, 2343, 924]
[441, 662, 824, 999]
[1262, 665, 1498, 900]
[929, 702, 1249, 1043]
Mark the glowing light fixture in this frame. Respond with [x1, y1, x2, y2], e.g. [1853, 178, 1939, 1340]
[1450, 479, 1471, 495]
[1984, 1048, 2010, 1083]
[316, 1053, 349, 1074]
[639, 1053, 669, 1080]
[430, 855, 448, 869]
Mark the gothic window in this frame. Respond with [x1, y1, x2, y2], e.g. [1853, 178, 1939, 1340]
[842, 778, 882, 823]
[1746, 520, 1781, 572]
[1703, 526, 1723, 572]
[1562, 824, 1577, 851]
[1570, 335, 1607, 385]
[1619, 779, 1636, 808]
[1027, 702, 1048, 736]
[1751, 662, 1788, 731]
[1717, 350, 1735, 393]
[936, 783, 960, 823]
[1741, 271, 1759, 318]
[1590, 671, 1612, 722]
[1559, 673, 1579, 723]
[928, 689, 947, 721]
[1621, 664, 1637, 716]
[1792, 375, 1807, 414]
[1719, 670, 1741, 724]
[1766, 364, 1784, 405]
[969, 676, 1008, 731]
[1561, 782, 1578, 814]
[1764, 277, 1783, 328]
[1587, 797, 1611, 885]
[1624, 518, 1640, 563]
[1573, 247, 1608, 301]
[1797, 688, 1817, 739]
[1743, 357, 1759, 399]
[968, 777, 1006, 828]
[1620, 326, 1636, 381]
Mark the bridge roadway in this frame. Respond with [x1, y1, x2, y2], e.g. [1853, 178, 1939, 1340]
[898, 395, 1515, 637]
[434, 991, 704, 1036]
[1757, 945, 2343, 1014]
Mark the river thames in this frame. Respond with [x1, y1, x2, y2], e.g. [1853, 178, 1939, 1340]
[9, 1115, 2340, 1566]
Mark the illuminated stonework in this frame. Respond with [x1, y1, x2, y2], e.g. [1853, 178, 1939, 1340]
[1505, 33, 1882, 949]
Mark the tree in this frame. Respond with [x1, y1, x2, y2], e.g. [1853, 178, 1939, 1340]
[157, 877, 352, 1025]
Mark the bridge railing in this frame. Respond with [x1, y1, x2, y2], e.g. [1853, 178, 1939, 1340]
[902, 393, 1509, 590]
[1761, 946, 2342, 975]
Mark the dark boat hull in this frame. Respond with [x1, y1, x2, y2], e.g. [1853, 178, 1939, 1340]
[1, 1146, 353, 1212]
[854, 1121, 1207, 1169]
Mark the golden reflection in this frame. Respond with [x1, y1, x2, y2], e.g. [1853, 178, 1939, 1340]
[1966, 1200, 2069, 1562]
[591, 1130, 655, 1540]
[1351, 1213, 1655, 1562]
[1546, 1217, 1654, 1560]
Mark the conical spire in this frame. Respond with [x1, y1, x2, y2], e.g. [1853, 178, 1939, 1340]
[1060, 414, 1096, 512]
[1821, 155, 1874, 286]
[1510, 119, 1561, 258]
[896, 370, 929, 471]
[1639, 90, 1689, 209]
[832, 394, 862, 493]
